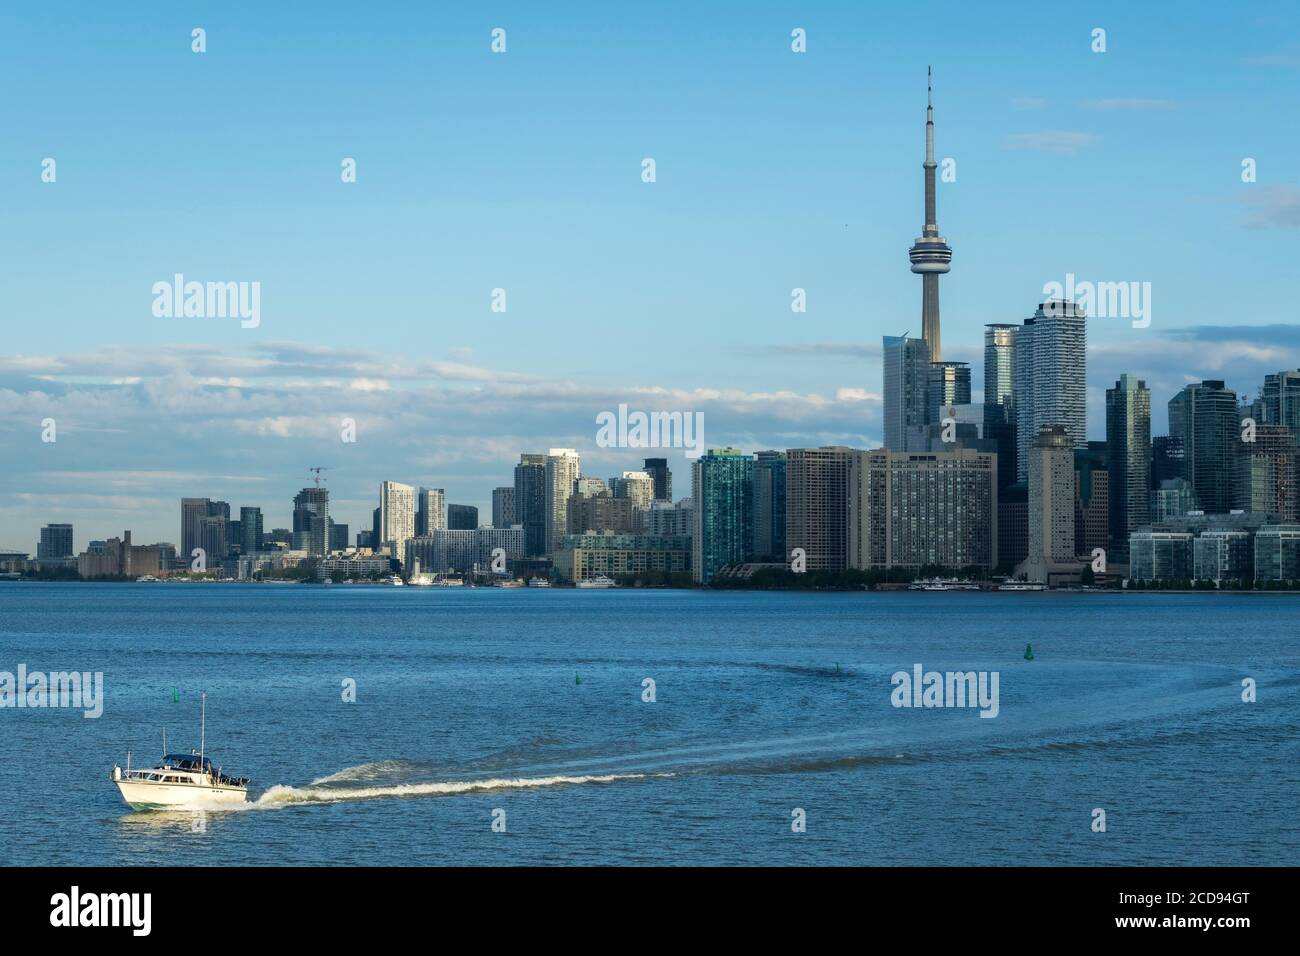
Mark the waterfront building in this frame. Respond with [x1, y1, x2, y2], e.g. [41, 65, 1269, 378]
[1013, 300, 1088, 481]
[544, 449, 582, 555]
[1129, 531, 1194, 582]
[786, 446, 855, 572]
[984, 323, 1018, 492]
[492, 486, 516, 528]
[447, 504, 479, 530]
[553, 533, 691, 582]
[882, 334, 932, 451]
[691, 448, 754, 583]
[1168, 380, 1239, 514]
[514, 454, 547, 558]
[379, 480, 416, 563]
[37, 523, 74, 560]
[1234, 423, 1298, 520]
[1255, 525, 1300, 582]
[642, 458, 673, 502]
[751, 450, 787, 562]
[1105, 374, 1152, 558]
[850, 447, 998, 570]
[417, 487, 446, 535]
[1074, 444, 1110, 559]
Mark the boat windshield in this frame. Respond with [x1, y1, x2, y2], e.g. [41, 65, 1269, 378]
[161, 754, 213, 772]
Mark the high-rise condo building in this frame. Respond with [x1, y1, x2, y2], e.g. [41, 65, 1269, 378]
[1168, 380, 1239, 514]
[1023, 425, 1076, 582]
[379, 480, 416, 563]
[514, 454, 547, 557]
[180, 498, 210, 563]
[544, 449, 582, 555]
[786, 446, 855, 572]
[908, 67, 952, 362]
[612, 471, 655, 517]
[1074, 444, 1110, 559]
[849, 448, 997, 570]
[1013, 300, 1087, 481]
[984, 324, 1018, 491]
[1234, 423, 1298, 520]
[1105, 374, 1152, 558]
[1261, 370, 1300, 433]
[239, 506, 264, 555]
[447, 504, 479, 530]
[927, 361, 971, 419]
[642, 458, 673, 502]
[292, 486, 330, 555]
[491, 486, 516, 528]
[417, 487, 446, 536]
[691, 448, 754, 583]
[882, 334, 932, 451]
[751, 450, 787, 562]
[37, 523, 74, 560]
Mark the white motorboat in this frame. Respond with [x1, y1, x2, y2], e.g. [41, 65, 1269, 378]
[111, 693, 249, 811]
[576, 575, 617, 589]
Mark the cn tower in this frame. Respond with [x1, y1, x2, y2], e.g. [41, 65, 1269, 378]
[908, 66, 953, 362]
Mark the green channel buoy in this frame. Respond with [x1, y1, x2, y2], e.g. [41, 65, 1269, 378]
[172, 687, 179, 702]
[575, 672, 582, 685]
[1024, 643, 1035, 661]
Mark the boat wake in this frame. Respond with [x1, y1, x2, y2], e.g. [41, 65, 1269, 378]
[247, 770, 662, 809]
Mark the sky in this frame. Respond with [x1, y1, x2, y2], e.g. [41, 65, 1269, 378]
[1, 0, 1299, 549]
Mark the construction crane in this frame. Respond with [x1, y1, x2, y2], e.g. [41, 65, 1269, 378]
[308, 466, 331, 488]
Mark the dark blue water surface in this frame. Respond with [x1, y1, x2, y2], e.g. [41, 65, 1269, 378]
[1, 583, 1296, 866]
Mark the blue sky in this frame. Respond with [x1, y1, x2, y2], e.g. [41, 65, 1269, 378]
[2, 1, 1299, 548]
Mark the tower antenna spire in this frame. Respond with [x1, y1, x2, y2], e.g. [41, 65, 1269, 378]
[908, 66, 952, 363]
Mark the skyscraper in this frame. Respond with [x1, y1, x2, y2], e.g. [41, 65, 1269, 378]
[612, 471, 654, 512]
[379, 480, 416, 562]
[882, 334, 932, 451]
[786, 446, 855, 573]
[908, 67, 953, 362]
[1105, 374, 1152, 558]
[514, 454, 547, 557]
[447, 504, 479, 530]
[417, 487, 445, 536]
[1168, 380, 1239, 514]
[544, 449, 582, 555]
[850, 448, 997, 570]
[1261, 369, 1300, 433]
[1235, 423, 1298, 520]
[691, 448, 754, 584]
[1024, 425, 1076, 581]
[181, 498, 209, 563]
[292, 486, 330, 555]
[1013, 300, 1087, 481]
[927, 361, 971, 417]
[492, 486, 516, 528]
[642, 458, 673, 502]
[984, 324, 1018, 492]
[37, 523, 74, 560]
[751, 450, 787, 562]
[1074, 444, 1110, 559]
[239, 506, 264, 555]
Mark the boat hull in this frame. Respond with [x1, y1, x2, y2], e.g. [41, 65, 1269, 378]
[115, 779, 248, 811]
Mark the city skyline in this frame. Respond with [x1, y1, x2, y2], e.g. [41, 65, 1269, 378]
[3, 3, 1300, 547]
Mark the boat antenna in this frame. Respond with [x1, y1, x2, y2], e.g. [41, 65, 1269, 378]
[199, 691, 206, 775]
[162, 727, 167, 757]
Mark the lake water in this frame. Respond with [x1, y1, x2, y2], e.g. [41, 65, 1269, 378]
[1, 583, 1296, 866]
